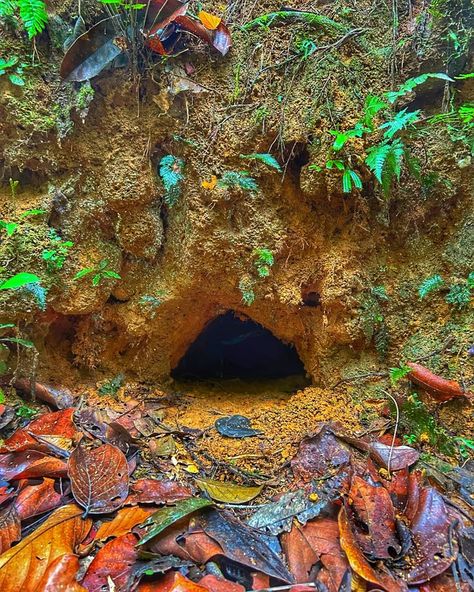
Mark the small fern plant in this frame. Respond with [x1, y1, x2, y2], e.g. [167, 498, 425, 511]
[0, 0, 48, 38]
[253, 248, 274, 278]
[159, 155, 184, 207]
[218, 171, 258, 192]
[418, 275, 444, 299]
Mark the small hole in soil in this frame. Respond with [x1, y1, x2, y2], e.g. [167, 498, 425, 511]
[172, 311, 308, 382]
[302, 291, 321, 307]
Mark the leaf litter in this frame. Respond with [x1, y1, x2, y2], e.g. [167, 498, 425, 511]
[0, 378, 472, 592]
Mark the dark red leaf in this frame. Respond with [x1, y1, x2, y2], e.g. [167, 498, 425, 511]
[126, 479, 191, 505]
[407, 362, 472, 402]
[144, 0, 188, 30]
[0, 451, 68, 480]
[368, 441, 419, 471]
[68, 443, 129, 515]
[81, 533, 138, 592]
[0, 409, 77, 454]
[174, 15, 231, 55]
[36, 554, 86, 592]
[401, 487, 454, 584]
[199, 574, 245, 592]
[13, 477, 64, 520]
[0, 505, 21, 554]
[13, 379, 75, 409]
[291, 424, 351, 484]
[347, 476, 400, 559]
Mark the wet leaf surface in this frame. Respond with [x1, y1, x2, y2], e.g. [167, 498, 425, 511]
[126, 478, 191, 505]
[0, 504, 91, 592]
[195, 477, 263, 503]
[13, 477, 65, 520]
[68, 443, 129, 515]
[96, 506, 156, 541]
[0, 505, 21, 554]
[81, 533, 138, 591]
[407, 362, 473, 402]
[368, 441, 419, 471]
[0, 450, 68, 480]
[36, 553, 86, 592]
[215, 415, 262, 438]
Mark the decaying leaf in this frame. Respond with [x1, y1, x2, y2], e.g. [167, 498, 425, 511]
[407, 362, 473, 402]
[215, 415, 262, 438]
[36, 554, 87, 592]
[60, 17, 125, 81]
[13, 477, 64, 520]
[198, 10, 222, 30]
[368, 441, 420, 471]
[199, 574, 245, 592]
[0, 504, 91, 592]
[0, 450, 68, 480]
[96, 506, 156, 541]
[195, 477, 263, 503]
[174, 15, 231, 55]
[126, 478, 191, 505]
[338, 506, 407, 592]
[81, 533, 138, 591]
[137, 497, 213, 546]
[12, 379, 75, 409]
[202, 175, 218, 190]
[0, 505, 21, 554]
[68, 443, 129, 515]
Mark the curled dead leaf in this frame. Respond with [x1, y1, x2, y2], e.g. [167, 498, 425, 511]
[195, 477, 263, 503]
[198, 10, 222, 30]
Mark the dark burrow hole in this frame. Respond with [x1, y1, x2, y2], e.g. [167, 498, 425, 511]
[172, 311, 309, 383]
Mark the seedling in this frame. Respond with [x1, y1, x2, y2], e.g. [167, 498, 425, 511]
[0, 56, 27, 86]
[253, 248, 274, 278]
[74, 259, 121, 286]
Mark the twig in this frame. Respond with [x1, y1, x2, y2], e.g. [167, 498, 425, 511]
[382, 390, 399, 476]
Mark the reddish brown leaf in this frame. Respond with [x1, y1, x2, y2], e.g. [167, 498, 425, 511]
[281, 517, 349, 591]
[0, 450, 68, 480]
[0, 505, 21, 554]
[174, 15, 231, 55]
[144, 0, 188, 30]
[68, 443, 129, 515]
[81, 533, 139, 592]
[183, 529, 223, 563]
[401, 487, 454, 584]
[0, 408, 77, 453]
[13, 477, 64, 520]
[149, 520, 193, 560]
[96, 506, 156, 541]
[368, 441, 419, 471]
[0, 484, 16, 504]
[0, 504, 91, 592]
[338, 507, 407, 592]
[419, 573, 471, 591]
[348, 476, 400, 559]
[199, 574, 245, 592]
[36, 554, 87, 592]
[126, 478, 191, 505]
[13, 379, 75, 408]
[404, 470, 423, 521]
[291, 424, 351, 484]
[407, 362, 473, 402]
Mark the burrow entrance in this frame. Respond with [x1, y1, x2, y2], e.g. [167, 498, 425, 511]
[172, 311, 309, 385]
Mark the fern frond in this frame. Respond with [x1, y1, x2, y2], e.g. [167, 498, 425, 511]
[365, 139, 405, 197]
[379, 108, 420, 139]
[218, 171, 258, 192]
[363, 95, 388, 129]
[365, 143, 391, 184]
[240, 153, 282, 171]
[386, 72, 453, 104]
[242, 10, 346, 34]
[418, 275, 443, 299]
[18, 0, 48, 37]
[0, 0, 15, 16]
[159, 155, 184, 207]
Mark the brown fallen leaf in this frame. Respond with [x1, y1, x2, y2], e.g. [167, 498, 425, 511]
[338, 506, 407, 592]
[0, 450, 68, 480]
[0, 504, 91, 592]
[126, 478, 191, 505]
[195, 477, 263, 503]
[368, 441, 419, 472]
[12, 379, 75, 408]
[0, 505, 21, 554]
[68, 443, 129, 515]
[81, 533, 138, 591]
[407, 362, 473, 402]
[13, 477, 64, 521]
[96, 506, 156, 541]
[36, 554, 87, 592]
[348, 475, 400, 559]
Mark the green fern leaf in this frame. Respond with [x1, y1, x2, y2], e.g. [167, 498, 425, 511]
[379, 109, 420, 139]
[389, 365, 411, 385]
[19, 0, 48, 37]
[365, 143, 391, 184]
[218, 171, 258, 192]
[0, 0, 15, 16]
[342, 169, 352, 193]
[242, 10, 346, 34]
[365, 139, 405, 196]
[240, 153, 282, 171]
[159, 155, 184, 206]
[363, 95, 388, 129]
[386, 72, 454, 104]
[418, 275, 444, 299]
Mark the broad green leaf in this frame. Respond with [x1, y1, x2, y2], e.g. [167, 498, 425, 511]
[20, 209, 46, 218]
[386, 72, 453, 104]
[102, 270, 121, 279]
[0, 324, 15, 330]
[0, 388, 4, 403]
[92, 275, 101, 286]
[349, 170, 363, 189]
[137, 498, 213, 546]
[8, 74, 25, 86]
[73, 268, 93, 280]
[342, 169, 352, 193]
[326, 159, 345, 171]
[455, 72, 474, 79]
[0, 273, 41, 291]
[0, 221, 18, 236]
[195, 478, 263, 503]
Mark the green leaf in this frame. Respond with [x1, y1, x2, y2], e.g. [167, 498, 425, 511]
[418, 275, 444, 299]
[455, 72, 474, 80]
[349, 169, 362, 190]
[20, 209, 46, 218]
[0, 388, 4, 403]
[365, 139, 405, 197]
[102, 271, 121, 279]
[19, 0, 48, 38]
[386, 73, 454, 104]
[1, 337, 34, 347]
[326, 159, 345, 171]
[137, 498, 213, 546]
[0, 273, 41, 291]
[0, 221, 18, 236]
[92, 275, 101, 286]
[73, 268, 93, 280]
[389, 365, 411, 385]
[240, 153, 282, 171]
[363, 95, 388, 129]
[342, 169, 352, 193]
[8, 74, 25, 86]
[242, 10, 347, 34]
[0, 324, 15, 330]
[379, 109, 420, 139]
[0, 0, 15, 16]
[195, 478, 263, 503]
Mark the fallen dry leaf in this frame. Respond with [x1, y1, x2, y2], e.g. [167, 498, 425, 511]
[36, 554, 87, 592]
[348, 475, 400, 559]
[14, 477, 64, 521]
[407, 362, 473, 402]
[368, 441, 419, 472]
[96, 506, 156, 541]
[0, 450, 68, 480]
[198, 10, 221, 30]
[195, 477, 263, 504]
[126, 478, 191, 505]
[12, 379, 75, 409]
[68, 443, 129, 515]
[81, 533, 138, 592]
[0, 504, 91, 592]
[201, 175, 217, 190]
[338, 506, 407, 592]
[0, 505, 20, 554]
